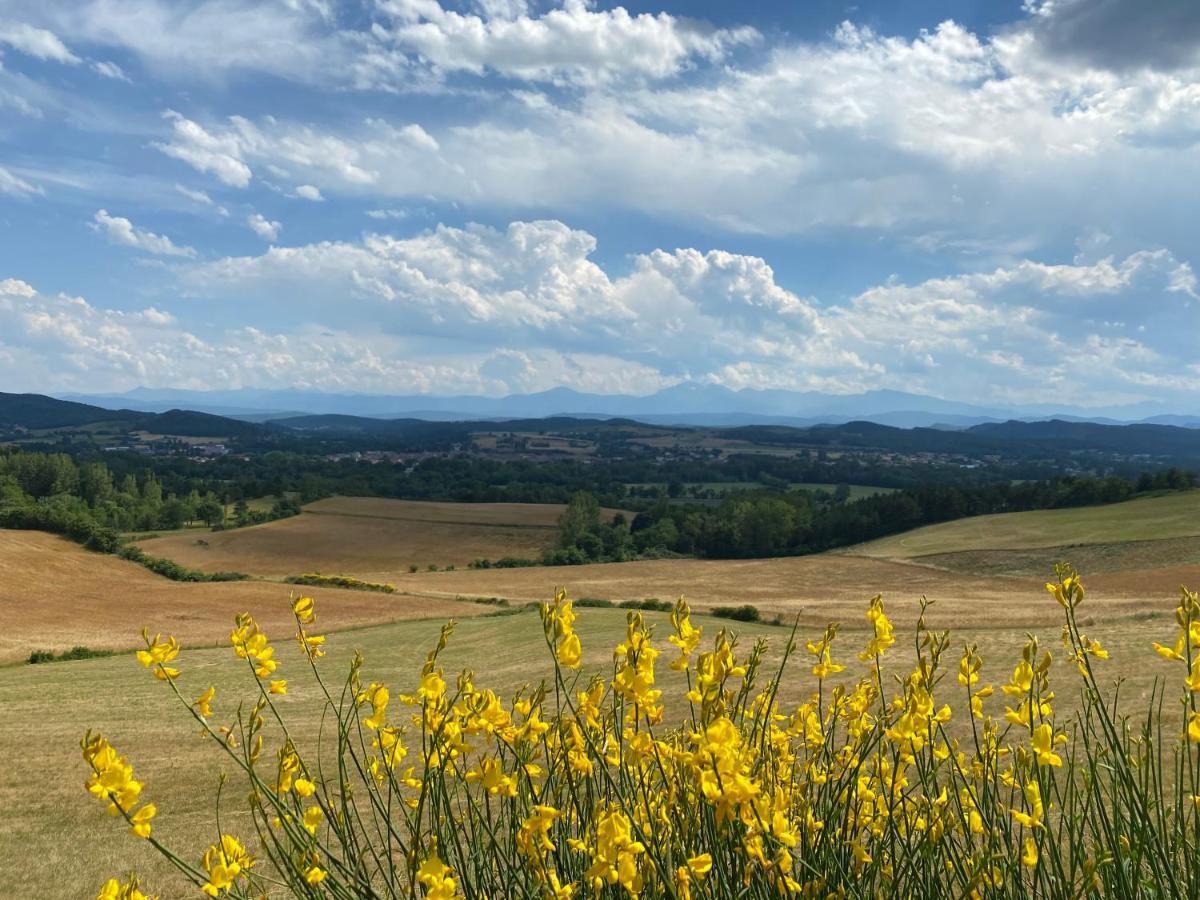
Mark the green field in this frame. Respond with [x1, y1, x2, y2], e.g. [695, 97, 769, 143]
[854, 489, 1200, 559]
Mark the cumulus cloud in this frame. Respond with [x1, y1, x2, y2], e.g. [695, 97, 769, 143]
[0, 276, 665, 395]
[375, 0, 758, 85]
[294, 184, 323, 201]
[247, 212, 281, 241]
[156, 110, 253, 188]
[172, 218, 1200, 406]
[144, 18, 1200, 242]
[0, 23, 79, 63]
[91, 209, 196, 257]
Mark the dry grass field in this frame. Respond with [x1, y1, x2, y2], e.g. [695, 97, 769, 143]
[7, 492, 1200, 895]
[1, 591, 1186, 897]
[0, 530, 487, 664]
[135, 497, 627, 578]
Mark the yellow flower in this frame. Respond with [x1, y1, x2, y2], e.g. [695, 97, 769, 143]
[557, 631, 582, 669]
[859, 594, 895, 660]
[1187, 658, 1200, 692]
[686, 853, 712, 878]
[417, 847, 459, 900]
[128, 803, 156, 839]
[1188, 712, 1200, 744]
[200, 835, 253, 897]
[1032, 723, 1064, 767]
[1011, 781, 1045, 829]
[1021, 835, 1039, 868]
[1002, 660, 1034, 696]
[292, 595, 316, 625]
[302, 804, 323, 835]
[96, 876, 153, 900]
[136, 631, 180, 680]
[193, 686, 215, 718]
[269, 679, 287, 695]
[294, 777, 316, 798]
[668, 597, 702, 670]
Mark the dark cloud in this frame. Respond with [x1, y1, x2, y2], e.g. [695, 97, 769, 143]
[1028, 0, 1200, 71]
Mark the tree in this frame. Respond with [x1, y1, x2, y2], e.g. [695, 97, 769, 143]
[557, 491, 601, 549]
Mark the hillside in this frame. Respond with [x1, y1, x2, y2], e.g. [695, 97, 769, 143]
[852, 489, 1200, 560]
[0, 529, 485, 663]
[135, 496, 630, 577]
[0, 391, 267, 438]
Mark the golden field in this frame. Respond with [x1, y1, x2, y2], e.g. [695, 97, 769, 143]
[136, 497, 628, 578]
[6, 490, 1200, 896]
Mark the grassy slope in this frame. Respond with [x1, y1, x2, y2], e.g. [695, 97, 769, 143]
[0, 530, 486, 663]
[135, 497, 628, 577]
[2, 595, 1183, 898]
[853, 490, 1200, 559]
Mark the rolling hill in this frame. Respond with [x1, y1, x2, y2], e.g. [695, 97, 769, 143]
[135, 496, 631, 577]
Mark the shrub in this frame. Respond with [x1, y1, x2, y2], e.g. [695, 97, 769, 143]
[493, 556, 539, 569]
[29, 646, 113, 664]
[81, 570, 1200, 899]
[618, 598, 672, 612]
[408, 564, 419, 573]
[575, 597, 615, 608]
[285, 573, 396, 593]
[118, 546, 248, 582]
[710, 603, 762, 622]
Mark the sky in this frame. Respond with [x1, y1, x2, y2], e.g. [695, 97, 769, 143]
[1, 0, 1199, 407]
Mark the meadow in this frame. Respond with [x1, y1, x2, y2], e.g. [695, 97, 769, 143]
[6, 489, 1200, 896]
[136, 497, 628, 579]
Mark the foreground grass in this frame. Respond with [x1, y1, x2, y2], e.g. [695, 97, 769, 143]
[3, 588, 1179, 897]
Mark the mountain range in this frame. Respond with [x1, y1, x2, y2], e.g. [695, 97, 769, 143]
[53, 386, 1200, 429]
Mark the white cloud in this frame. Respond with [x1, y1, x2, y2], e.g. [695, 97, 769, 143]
[294, 183, 323, 201]
[0, 275, 665, 395]
[247, 212, 281, 241]
[0, 165, 42, 196]
[146, 17, 1200, 241]
[90, 209, 196, 257]
[91, 60, 129, 80]
[366, 208, 408, 220]
[0, 23, 79, 63]
[157, 110, 253, 188]
[174, 218, 1200, 405]
[174, 183, 228, 215]
[375, 0, 758, 85]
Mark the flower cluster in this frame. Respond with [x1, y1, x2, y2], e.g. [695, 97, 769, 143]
[81, 570, 1200, 897]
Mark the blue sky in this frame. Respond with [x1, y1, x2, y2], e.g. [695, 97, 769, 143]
[1, 0, 1199, 407]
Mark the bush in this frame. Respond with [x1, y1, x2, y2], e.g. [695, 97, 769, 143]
[710, 603, 761, 622]
[285, 573, 396, 593]
[618, 598, 672, 612]
[83, 569, 1199, 899]
[29, 646, 113, 664]
[0, 503, 121, 552]
[118, 546, 248, 582]
[575, 597, 615, 608]
[493, 556, 539, 568]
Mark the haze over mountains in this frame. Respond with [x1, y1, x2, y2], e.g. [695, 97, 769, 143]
[55, 386, 1200, 429]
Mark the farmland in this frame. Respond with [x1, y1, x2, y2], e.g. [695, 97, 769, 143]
[0, 577, 1188, 897]
[0, 529, 487, 664]
[136, 497, 628, 578]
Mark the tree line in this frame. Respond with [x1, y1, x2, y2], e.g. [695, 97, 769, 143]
[550, 469, 1198, 563]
